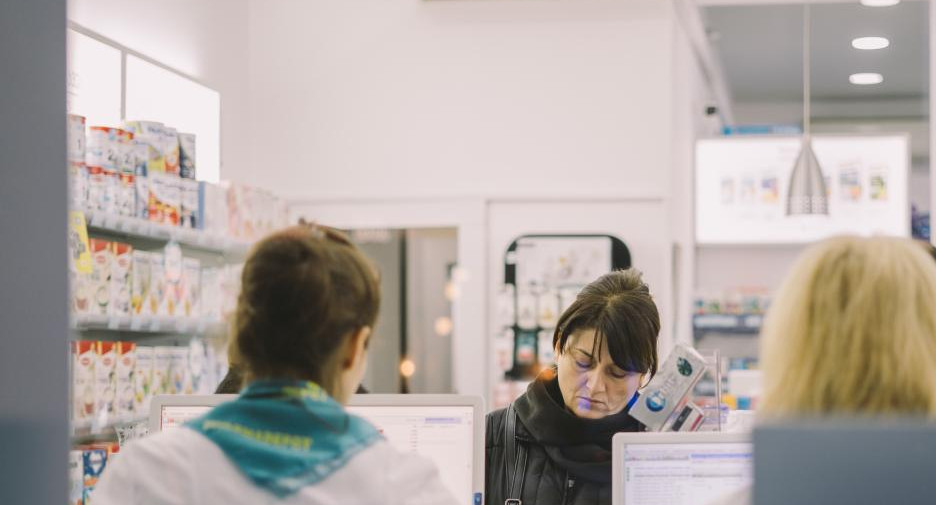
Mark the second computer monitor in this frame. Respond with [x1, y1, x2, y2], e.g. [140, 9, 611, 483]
[347, 394, 484, 505]
[612, 432, 753, 505]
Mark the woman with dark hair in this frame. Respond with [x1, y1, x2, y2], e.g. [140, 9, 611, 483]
[95, 225, 456, 505]
[485, 269, 660, 505]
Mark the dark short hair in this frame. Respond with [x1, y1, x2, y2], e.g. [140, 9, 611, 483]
[553, 269, 660, 377]
[231, 225, 380, 384]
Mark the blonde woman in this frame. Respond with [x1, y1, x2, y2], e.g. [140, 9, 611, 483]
[711, 236, 936, 505]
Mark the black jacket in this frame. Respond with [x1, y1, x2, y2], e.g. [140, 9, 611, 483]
[485, 375, 643, 505]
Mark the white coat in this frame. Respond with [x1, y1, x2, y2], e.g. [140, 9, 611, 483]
[93, 427, 459, 505]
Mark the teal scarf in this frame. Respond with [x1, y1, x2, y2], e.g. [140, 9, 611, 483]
[187, 380, 381, 497]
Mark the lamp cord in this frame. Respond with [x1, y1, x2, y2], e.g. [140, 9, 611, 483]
[804, 2, 811, 137]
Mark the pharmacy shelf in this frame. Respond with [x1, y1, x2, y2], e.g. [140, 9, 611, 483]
[71, 414, 147, 444]
[73, 314, 225, 335]
[692, 313, 763, 336]
[82, 209, 252, 256]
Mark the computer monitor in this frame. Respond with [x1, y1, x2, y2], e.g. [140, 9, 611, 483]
[149, 394, 235, 433]
[149, 393, 484, 505]
[612, 432, 753, 505]
[754, 422, 936, 505]
[347, 394, 484, 505]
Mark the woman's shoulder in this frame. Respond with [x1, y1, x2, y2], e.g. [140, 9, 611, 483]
[92, 428, 213, 505]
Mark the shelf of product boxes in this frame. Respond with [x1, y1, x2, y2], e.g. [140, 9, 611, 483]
[692, 313, 763, 336]
[72, 314, 226, 335]
[82, 209, 252, 256]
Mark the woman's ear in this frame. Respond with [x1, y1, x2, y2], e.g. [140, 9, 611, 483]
[343, 326, 371, 370]
[639, 373, 651, 389]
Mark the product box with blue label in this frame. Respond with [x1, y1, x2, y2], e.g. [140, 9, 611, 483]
[630, 344, 707, 431]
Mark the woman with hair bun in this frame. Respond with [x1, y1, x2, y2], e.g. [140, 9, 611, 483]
[95, 225, 457, 505]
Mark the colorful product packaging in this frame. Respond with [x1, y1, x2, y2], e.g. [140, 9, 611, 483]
[69, 450, 84, 505]
[149, 252, 166, 317]
[153, 346, 174, 396]
[630, 344, 707, 432]
[178, 132, 196, 179]
[115, 342, 136, 418]
[88, 239, 112, 316]
[95, 341, 117, 420]
[87, 127, 132, 173]
[109, 242, 133, 317]
[135, 175, 149, 220]
[87, 166, 116, 215]
[68, 162, 89, 210]
[181, 258, 201, 318]
[162, 126, 180, 175]
[131, 139, 149, 176]
[169, 346, 192, 395]
[133, 346, 154, 414]
[67, 114, 86, 163]
[149, 172, 181, 226]
[116, 173, 136, 217]
[72, 341, 96, 422]
[69, 213, 93, 315]
[162, 243, 183, 316]
[123, 121, 166, 174]
[86, 126, 116, 171]
[130, 250, 153, 316]
[82, 446, 108, 504]
[117, 129, 135, 174]
[180, 178, 200, 229]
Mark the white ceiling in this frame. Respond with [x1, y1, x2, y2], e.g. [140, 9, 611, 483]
[703, 0, 928, 109]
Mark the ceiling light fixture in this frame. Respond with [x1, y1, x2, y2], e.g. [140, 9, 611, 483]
[851, 36, 890, 50]
[860, 0, 900, 6]
[849, 72, 884, 85]
[787, 1, 829, 217]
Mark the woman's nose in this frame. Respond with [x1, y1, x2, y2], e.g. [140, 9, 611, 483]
[584, 369, 606, 394]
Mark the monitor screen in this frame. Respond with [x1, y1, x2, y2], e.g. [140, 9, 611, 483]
[160, 405, 213, 432]
[620, 442, 753, 505]
[347, 404, 475, 503]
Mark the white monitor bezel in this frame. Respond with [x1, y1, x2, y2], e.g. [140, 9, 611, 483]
[149, 394, 236, 433]
[612, 431, 752, 505]
[347, 394, 486, 504]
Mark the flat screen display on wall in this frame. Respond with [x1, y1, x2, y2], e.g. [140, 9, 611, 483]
[695, 135, 909, 244]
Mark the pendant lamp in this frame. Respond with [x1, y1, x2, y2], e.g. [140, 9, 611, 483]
[786, 1, 829, 216]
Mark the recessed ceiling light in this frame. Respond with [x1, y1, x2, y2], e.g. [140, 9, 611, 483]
[852, 36, 890, 50]
[860, 0, 900, 6]
[849, 73, 884, 85]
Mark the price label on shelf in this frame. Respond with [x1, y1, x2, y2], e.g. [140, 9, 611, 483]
[107, 317, 120, 330]
[130, 317, 143, 331]
[151, 319, 161, 332]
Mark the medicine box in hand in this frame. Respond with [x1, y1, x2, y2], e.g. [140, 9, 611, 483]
[630, 344, 707, 431]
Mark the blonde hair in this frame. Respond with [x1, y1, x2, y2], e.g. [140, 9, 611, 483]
[760, 236, 936, 418]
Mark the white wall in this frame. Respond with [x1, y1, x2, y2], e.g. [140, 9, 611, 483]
[259, 1, 715, 400]
[243, 0, 675, 200]
[67, 0, 251, 180]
